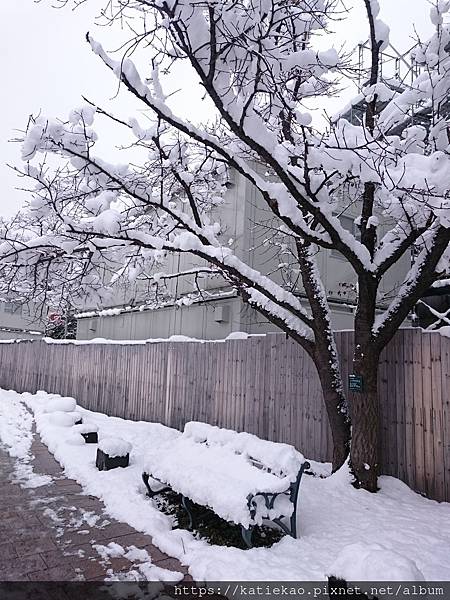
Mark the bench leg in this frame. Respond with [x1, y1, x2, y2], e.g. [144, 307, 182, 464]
[142, 472, 172, 498]
[290, 512, 297, 539]
[142, 472, 167, 498]
[142, 472, 155, 497]
[181, 495, 195, 530]
[241, 525, 254, 549]
[287, 461, 310, 539]
[269, 461, 310, 539]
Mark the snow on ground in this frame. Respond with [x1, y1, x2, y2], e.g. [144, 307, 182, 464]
[0, 389, 52, 488]
[93, 541, 182, 582]
[1, 388, 450, 581]
[0, 389, 34, 457]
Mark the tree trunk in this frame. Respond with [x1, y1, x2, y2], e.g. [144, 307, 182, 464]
[349, 350, 380, 491]
[314, 349, 351, 472]
[323, 385, 351, 472]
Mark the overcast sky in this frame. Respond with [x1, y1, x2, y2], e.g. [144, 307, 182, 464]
[0, 0, 433, 218]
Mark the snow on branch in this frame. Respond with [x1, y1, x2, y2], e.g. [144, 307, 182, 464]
[373, 225, 450, 345]
[86, 18, 375, 275]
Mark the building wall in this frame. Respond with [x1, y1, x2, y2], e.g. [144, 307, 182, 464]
[0, 301, 45, 339]
[76, 169, 411, 341]
[77, 293, 372, 341]
[77, 296, 243, 341]
[239, 298, 358, 335]
[0, 330, 43, 341]
[242, 172, 410, 306]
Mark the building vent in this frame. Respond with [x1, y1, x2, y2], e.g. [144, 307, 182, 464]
[214, 305, 230, 323]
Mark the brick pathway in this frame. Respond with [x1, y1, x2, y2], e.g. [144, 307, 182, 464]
[0, 434, 190, 582]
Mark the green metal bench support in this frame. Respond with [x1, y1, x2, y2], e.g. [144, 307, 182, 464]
[240, 460, 310, 548]
[143, 460, 310, 549]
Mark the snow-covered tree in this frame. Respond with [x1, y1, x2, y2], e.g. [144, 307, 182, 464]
[2, 0, 450, 491]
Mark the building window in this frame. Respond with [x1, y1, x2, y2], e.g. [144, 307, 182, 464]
[4, 302, 22, 316]
[331, 215, 359, 259]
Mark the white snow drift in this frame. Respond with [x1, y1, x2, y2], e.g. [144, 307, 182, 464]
[0, 389, 449, 582]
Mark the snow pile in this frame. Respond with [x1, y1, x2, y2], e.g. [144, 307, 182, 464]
[93, 541, 183, 582]
[0, 330, 267, 346]
[43, 396, 77, 413]
[225, 331, 250, 340]
[144, 439, 296, 527]
[41, 395, 86, 429]
[8, 390, 450, 581]
[99, 437, 131, 457]
[49, 411, 80, 427]
[142, 422, 307, 526]
[91, 209, 122, 236]
[0, 390, 34, 458]
[329, 542, 424, 581]
[94, 541, 125, 561]
[184, 421, 305, 477]
[439, 326, 450, 339]
[0, 390, 52, 489]
[73, 423, 99, 434]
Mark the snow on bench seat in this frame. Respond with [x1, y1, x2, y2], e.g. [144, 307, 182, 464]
[143, 422, 308, 529]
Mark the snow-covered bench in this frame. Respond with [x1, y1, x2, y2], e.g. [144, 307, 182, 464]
[142, 422, 310, 548]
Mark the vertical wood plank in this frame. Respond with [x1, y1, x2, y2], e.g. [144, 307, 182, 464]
[430, 333, 444, 501]
[412, 329, 426, 493]
[421, 332, 435, 498]
[394, 331, 406, 481]
[442, 335, 450, 503]
[402, 329, 416, 488]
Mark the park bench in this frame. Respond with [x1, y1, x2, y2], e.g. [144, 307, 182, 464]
[142, 422, 310, 548]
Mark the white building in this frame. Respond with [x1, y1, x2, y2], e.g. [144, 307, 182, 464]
[76, 167, 410, 341]
[0, 301, 45, 340]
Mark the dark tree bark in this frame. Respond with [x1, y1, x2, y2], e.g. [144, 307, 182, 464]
[349, 273, 380, 491]
[242, 284, 351, 472]
[314, 349, 351, 471]
[296, 241, 352, 471]
[349, 347, 380, 491]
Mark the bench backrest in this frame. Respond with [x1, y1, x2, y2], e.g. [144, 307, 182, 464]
[183, 422, 305, 481]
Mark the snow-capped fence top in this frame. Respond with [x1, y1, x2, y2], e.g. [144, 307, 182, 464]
[144, 422, 308, 529]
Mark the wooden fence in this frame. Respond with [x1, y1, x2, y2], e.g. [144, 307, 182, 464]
[0, 329, 448, 502]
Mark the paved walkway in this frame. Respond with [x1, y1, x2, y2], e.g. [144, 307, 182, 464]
[0, 434, 190, 582]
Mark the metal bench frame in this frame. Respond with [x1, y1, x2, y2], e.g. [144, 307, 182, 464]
[142, 459, 310, 549]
